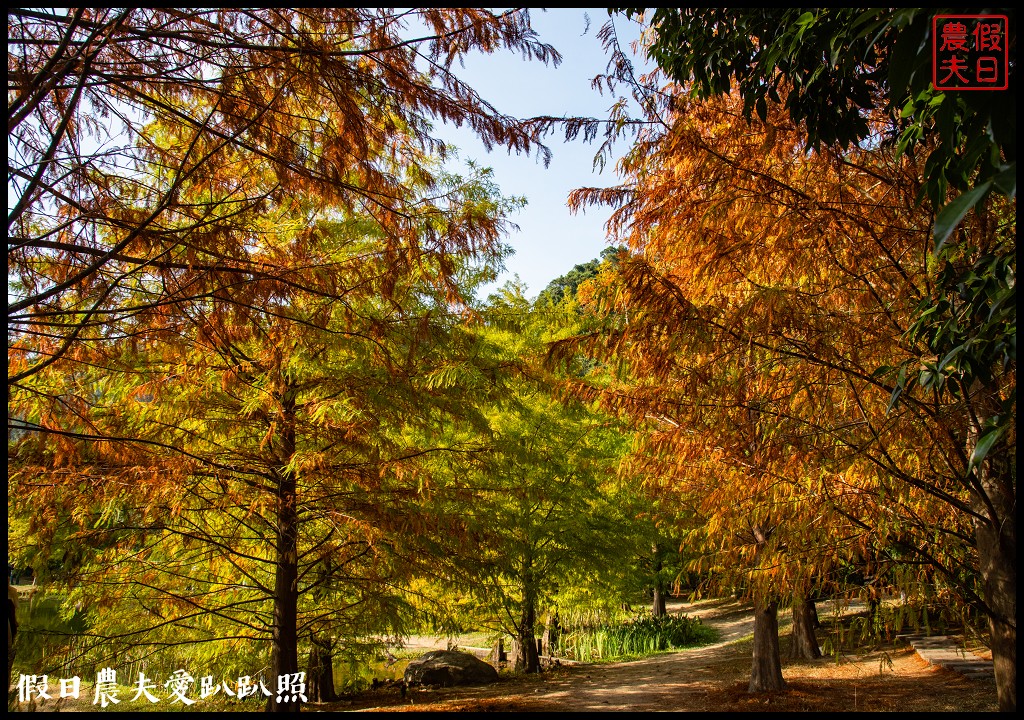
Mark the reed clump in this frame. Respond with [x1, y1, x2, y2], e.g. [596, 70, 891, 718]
[554, 613, 717, 662]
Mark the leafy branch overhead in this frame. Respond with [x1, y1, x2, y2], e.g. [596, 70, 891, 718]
[613, 6, 1015, 477]
[7, 8, 559, 387]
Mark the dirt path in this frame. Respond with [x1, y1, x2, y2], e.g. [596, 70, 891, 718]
[449, 598, 760, 712]
[321, 597, 998, 713]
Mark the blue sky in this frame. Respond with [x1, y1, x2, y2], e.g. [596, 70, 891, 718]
[431, 8, 649, 299]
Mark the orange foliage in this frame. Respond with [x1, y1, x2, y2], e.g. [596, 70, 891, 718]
[8, 8, 556, 386]
[560, 86, 980, 605]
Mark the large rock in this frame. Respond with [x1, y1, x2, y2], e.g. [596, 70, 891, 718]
[403, 649, 499, 687]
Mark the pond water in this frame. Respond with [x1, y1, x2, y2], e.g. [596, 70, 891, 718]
[334, 656, 410, 693]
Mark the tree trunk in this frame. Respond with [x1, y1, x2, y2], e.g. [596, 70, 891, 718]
[748, 598, 786, 692]
[267, 395, 301, 712]
[790, 597, 821, 660]
[542, 610, 560, 654]
[651, 545, 667, 616]
[968, 380, 1016, 712]
[746, 521, 785, 692]
[977, 513, 1016, 713]
[267, 471, 300, 711]
[306, 635, 337, 703]
[516, 571, 540, 673]
[516, 613, 540, 673]
[652, 582, 667, 617]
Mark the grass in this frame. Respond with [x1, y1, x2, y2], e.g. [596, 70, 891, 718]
[553, 613, 719, 663]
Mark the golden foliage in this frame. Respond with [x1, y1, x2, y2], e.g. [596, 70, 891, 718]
[562, 86, 983, 603]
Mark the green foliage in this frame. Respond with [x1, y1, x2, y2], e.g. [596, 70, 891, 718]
[614, 8, 883, 149]
[535, 246, 624, 307]
[907, 245, 1016, 391]
[406, 277, 647, 663]
[331, 655, 406, 695]
[10, 591, 88, 677]
[6, 145, 520, 690]
[818, 598, 985, 656]
[614, 8, 1016, 204]
[554, 613, 717, 662]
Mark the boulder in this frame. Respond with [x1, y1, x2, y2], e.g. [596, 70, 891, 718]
[403, 649, 499, 687]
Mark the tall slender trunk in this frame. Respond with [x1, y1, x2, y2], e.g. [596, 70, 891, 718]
[740, 362, 786, 692]
[267, 392, 301, 712]
[516, 564, 540, 673]
[977, 509, 1015, 713]
[516, 603, 540, 673]
[747, 522, 785, 692]
[790, 596, 821, 660]
[651, 545, 667, 616]
[652, 584, 667, 617]
[307, 635, 337, 703]
[749, 598, 786, 692]
[542, 609, 560, 654]
[969, 381, 1016, 712]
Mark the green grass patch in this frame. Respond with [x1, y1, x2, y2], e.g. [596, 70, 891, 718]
[554, 613, 718, 662]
